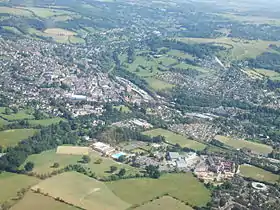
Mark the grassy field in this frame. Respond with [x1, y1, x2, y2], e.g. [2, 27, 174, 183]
[145, 77, 174, 90]
[0, 110, 34, 121]
[239, 164, 280, 184]
[215, 135, 273, 155]
[28, 117, 64, 126]
[174, 63, 210, 73]
[143, 128, 206, 151]
[44, 28, 76, 36]
[0, 129, 38, 147]
[107, 172, 211, 207]
[18, 6, 74, 18]
[113, 105, 131, 113]
[0, 6, 33, 16]
[167, 50, 195, 60]
[10, 191, 79, 210]
[32, 172, 131, 210]
[69, 36, 85, 44]
[0, 118, 8, 126]
[157, 56, 178, 66]
[3, 26, 22, 35]
[0, 172, 39, 203]
[135, 196, 193, 210]
[253, 68, 280, 81]
[220, 13, 280, 25]
[22, 149, 140, 178]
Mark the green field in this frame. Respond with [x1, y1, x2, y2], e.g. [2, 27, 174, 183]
[0, 118, 8, 126]
[10, 191, 79, 210]
[0, 6, 33, 16]
[22, 149, 140, 178]
[3, 26, 22, 35]
[107, 172, 211, 207]
[113, 105, 131, 113]
[215, 135, 273, 155]
[239, 164, 280, 184]
[0, 172, 39, 203]
[220, 13, 280, 25]
[0, 129, 38, 147]
[28, 118, 64, 126]
[157, 56, 178, 66]
[143, 128, 206, 151]
[135, 196, 193, 210]
[253, 68, 280, 81]
[145, 77, 174, 90]
[69, 36, 85, 44]
[18, 6, 74, 18]
[167, 50, 195, 60]
[0, 110, 34, 121]
[173, 63, 210, 73]
[32, 172, 131, 210]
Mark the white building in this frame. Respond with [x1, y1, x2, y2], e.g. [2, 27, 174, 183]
[92, 142, 115, 155]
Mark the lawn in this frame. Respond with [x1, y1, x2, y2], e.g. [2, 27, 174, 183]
[10, 191, 79, 210]
[113, 105, 131, 113]
[214, 135, 273, 155]
[28, 117, 64, 126]
[107, 172, 211, 207]
[145, 77, 174, 90]
[0, 110, 34, 121]
[134, 196, 193, 210]
[31, 172, 131, 210]
[239, 164, 280, 184]
[0, 129, 38, 147]
[143, 128, 206, 151]
[0, 172, 39, 203]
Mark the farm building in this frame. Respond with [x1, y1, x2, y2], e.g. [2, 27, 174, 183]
[92, 142, 115, 155]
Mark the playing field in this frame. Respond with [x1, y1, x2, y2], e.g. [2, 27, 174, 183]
[0, 172, 39, 203]
[10, 191, 79, 210]
[28, 118, 64, 126]
[107, 172, 211, 207]
[134, 196, 193, 210]
[143, 128, 206, 151]
[145, 77, 174, 90]
[0, 110, 34, 121]
[214, 135, 273, 155]
[32, 172, 131, 210]
[0, 129, 38, 147]
[239, 164, 280, 184]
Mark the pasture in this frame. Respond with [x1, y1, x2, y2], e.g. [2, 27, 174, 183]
[253, 68, 280, 81]
[31, 172, 131, 210]
[143, 128, 206, 151]
[0, 129, 38, 147]
[0, 110, 34, 121]
[214, 135, 273, 155]
[0, 6, 33, 16]
[10, 191, 79, 210]
[28, 117, 64, 126]
[167, 50, 195, 60]
[0, 118, 8, 126]
[3, 26, 22, 35]
[145, 77, 174, 90]
[135, 196, 193, 210]
[239, 164, 280, 184]
[0, 172, 39, 203]
[174, 63, 210, 73]
[18, 6, 74, 18]
[107, 172, 211, 207]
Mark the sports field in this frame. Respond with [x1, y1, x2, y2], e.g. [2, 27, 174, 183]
[0, 129, 38, 147]
[143, 128, 206, 151]
[107, 172, 211, 207]
[32, 172, 131, 210]
[10, 191, 79, 210]
[0, 172, 39, 203]
[134, 196, 193, 210]
[239, 164, 280, 184]
[28, 117, 64, 126]
[214, 135, 273, 155]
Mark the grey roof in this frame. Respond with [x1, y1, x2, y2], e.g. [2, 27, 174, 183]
[176, 159, 187, 168]
[168, 152, 180, 159]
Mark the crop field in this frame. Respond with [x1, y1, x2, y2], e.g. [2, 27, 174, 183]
[135, 196, 193, 210]
[32, 172, 131, 210]
[10, 191, 79, 210]
[239, 164, 280, 184]
[214, 135, 273, 155]
[0, 129, 38, 147]
[107, 172, 211, 207]
[0, 110, 34, 121]
[143, 128, 206, 151]
[0, 172, 39, 203]
[56, 146, 90, 155]
[28, 117, 64, 126]
[145, 77, 174, 90]
[0, 6, 33, 16]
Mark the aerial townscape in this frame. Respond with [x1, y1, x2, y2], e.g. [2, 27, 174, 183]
[0, 0, 280, 209]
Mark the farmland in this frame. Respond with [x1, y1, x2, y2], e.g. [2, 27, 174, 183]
[0, 172, 39, 203]
[134, 196, 193, 210]
[0, 110, 34, 121]
[145, 77, 174, 90]
[31, 172, 131, 210]
[0, 6, 33, 16]
[0, 129, 38, 147]
[239, 164, 280, 184]
[107, 172, 211, 207]
[253, 68, 280, 81]
[10, 191, 79, 210]
[214, 135, 273, 155]
[143, 128, 206, 151]
[28, 117, 64, 126]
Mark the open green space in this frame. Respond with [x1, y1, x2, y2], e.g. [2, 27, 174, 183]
[28, 117, 64, 126]
[134, 196, 193, 210]
[143, 128, 206, 151]
[145, 77, 174, 90]
[22, 149, 140, 178]
[3, 26, 22, 35]
[0, 118, 8, 126]
[253, 68, 280, 81]
[32, 172, 131, 210]
[113, 105, 131, 113]
[0, 129, 38, 147]
[18, 6, 74, 18]
[157, 56, 178, 66]
[174, 63, 210, 73]
[0, 6, 33, 16]
[214, 135, 273, 155]
[0, 172, 39, 203]
[10, 191, 79, 210]
[0, 110, 34, 121]
[107, 172, 211, 207]
[239, 164, 280, 184]
[167, 50, 195, 60]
